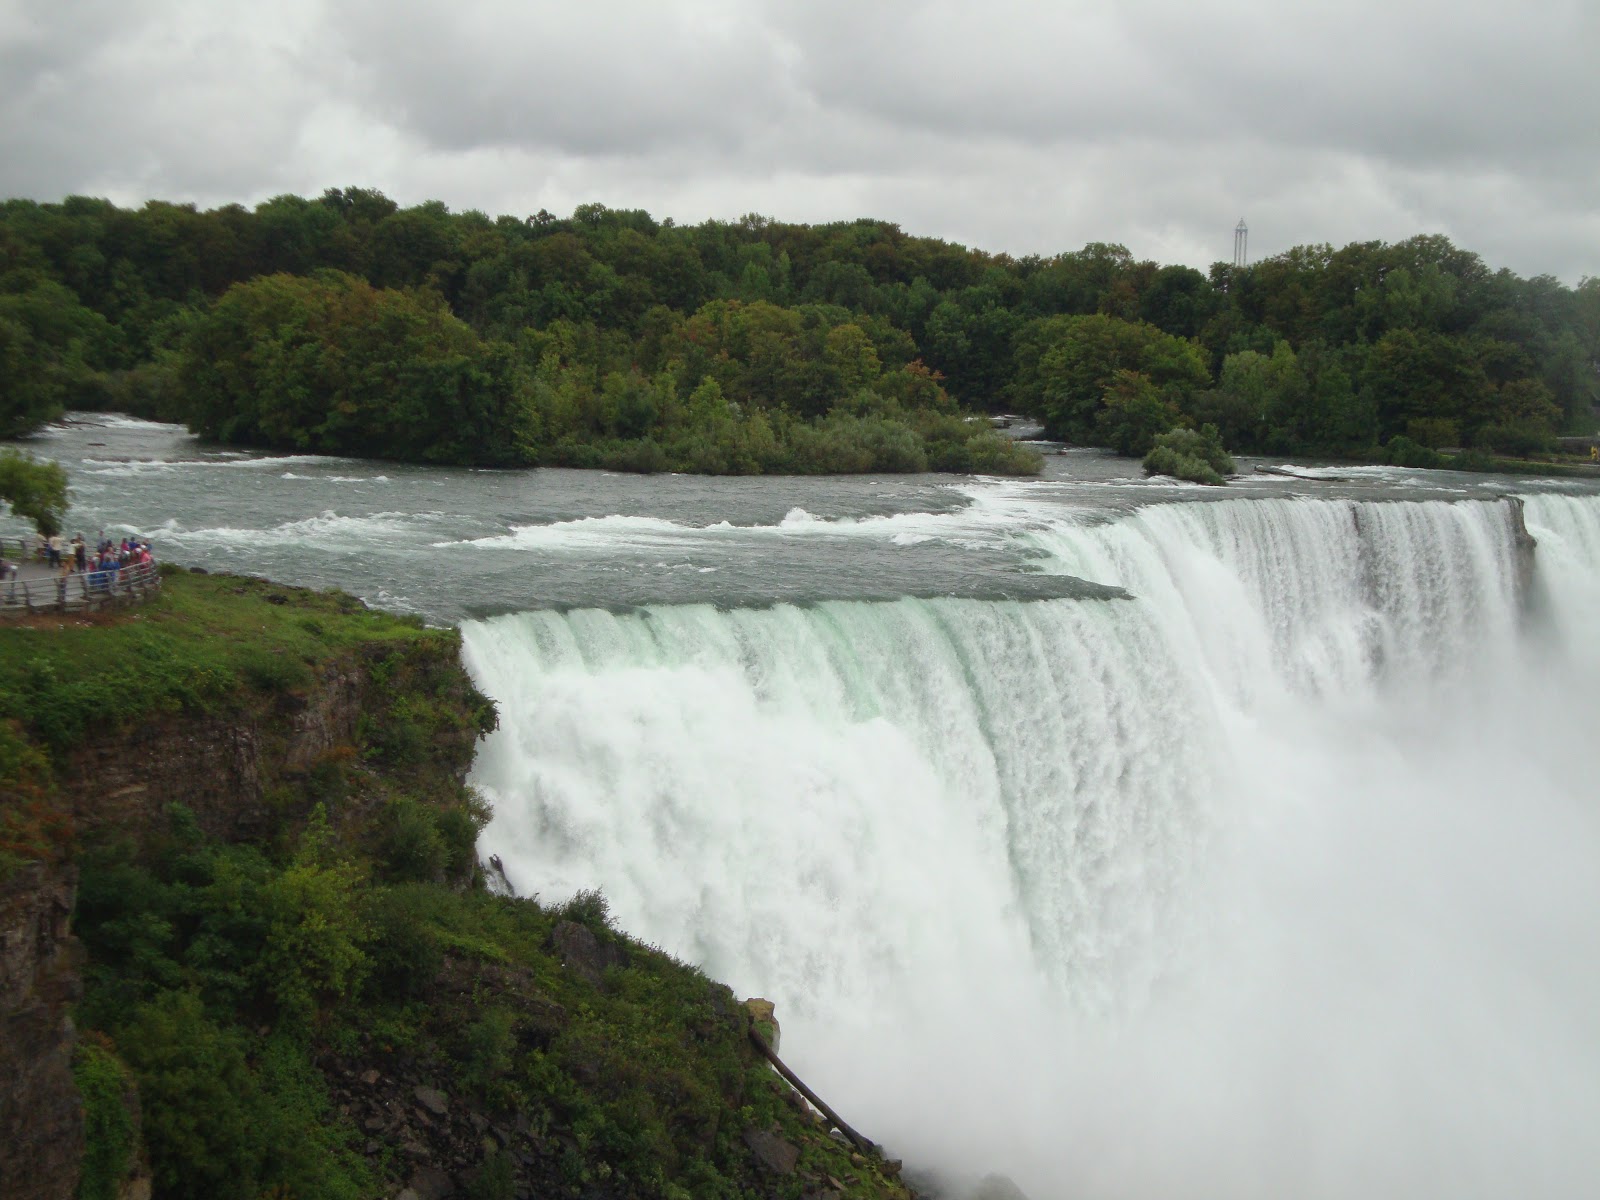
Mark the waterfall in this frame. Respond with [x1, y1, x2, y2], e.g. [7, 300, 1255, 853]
[465, 493, 1600, 1200]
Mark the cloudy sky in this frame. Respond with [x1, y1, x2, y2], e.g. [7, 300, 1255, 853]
[3, 0, 1596, 281]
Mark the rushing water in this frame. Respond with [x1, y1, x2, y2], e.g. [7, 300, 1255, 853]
[9, 416, 1600, 1199]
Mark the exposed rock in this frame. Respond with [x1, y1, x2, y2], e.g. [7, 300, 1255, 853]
[744, 1124, 801, 1175]
[745, 995, 781, 1053]
[405, 1164, 455, 1199]
[0, 861, 85, 1200]
[414, 1085, 449, 1117]
[548, 919, 625, 988]
[1508, 497, 1538, 609]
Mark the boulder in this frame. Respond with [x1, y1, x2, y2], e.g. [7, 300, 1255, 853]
[413, 1085, 449, 1117]
[744, 996, 780, 1052]
[743, 1125, 800, 1175]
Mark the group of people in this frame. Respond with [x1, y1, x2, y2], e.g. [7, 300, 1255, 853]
[56, 532, 155, 577]
[1, 532, 156, 599]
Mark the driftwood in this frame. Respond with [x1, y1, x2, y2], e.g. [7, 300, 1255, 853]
[747, 1028, 876, 1156]
[1254, 464, 1351, 482]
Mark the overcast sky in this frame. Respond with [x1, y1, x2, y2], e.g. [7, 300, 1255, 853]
[2, 0, 1596, 282]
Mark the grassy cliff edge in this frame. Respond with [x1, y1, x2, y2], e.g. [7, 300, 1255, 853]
[0, 572, 913, 1200]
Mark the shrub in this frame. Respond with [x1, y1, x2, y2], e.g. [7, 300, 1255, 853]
[117, 992, 269, 1200]
[236, 647, 313, 694]
[361, 884, 445, 997]
[254, 854, 369, 1025]
[377, 796, 450, 883]
[1382, 435, 1446, 468]
[559, 887, 614, 932]
[1143, 424, 1234, 486]
[75, 1037, 137, 1200]
[1406, 417, 1458, 449]
[1473, 422, 1551, 457]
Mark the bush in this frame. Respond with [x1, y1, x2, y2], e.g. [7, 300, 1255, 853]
[75, 1037, 137, 1200]
[236, 647, 313, 694]
[1143, 425, 1234, 485]
[253, 852, 369, 1025]
[1474, 422, 1552, 457]
[377, 796, 450, 883]
[361, 884, 445, 998]
[1382, 435, 1446, 468]
[1406, 417, 1459, 449]
[117, 992, 269, 1200]
[559, 887, 614, 932]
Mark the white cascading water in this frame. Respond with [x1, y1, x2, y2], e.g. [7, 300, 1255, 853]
[465, 493, 1600, 1200]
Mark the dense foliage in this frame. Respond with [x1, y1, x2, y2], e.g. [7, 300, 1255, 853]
[1, 574, 911, 1198]
[2, 192, 1594, 469]
[1143, 425, 1237, 486]
[0, 448, 68, 534]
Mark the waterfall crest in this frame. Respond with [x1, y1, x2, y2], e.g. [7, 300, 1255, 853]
[466, 493, 1600, 1199]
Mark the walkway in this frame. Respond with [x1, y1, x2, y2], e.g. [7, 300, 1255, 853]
[1, 541, 162, 616]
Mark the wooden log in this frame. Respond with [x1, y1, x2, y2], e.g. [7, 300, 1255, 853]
[748, 1028, 876, 1156]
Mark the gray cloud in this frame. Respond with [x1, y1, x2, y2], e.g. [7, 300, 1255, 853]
[0, 0, 1595, 281]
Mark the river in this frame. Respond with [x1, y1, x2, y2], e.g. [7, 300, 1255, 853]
[8, 414, 1600, 1199]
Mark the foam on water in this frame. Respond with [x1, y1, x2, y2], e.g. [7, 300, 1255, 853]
[153, 509, 451, 550]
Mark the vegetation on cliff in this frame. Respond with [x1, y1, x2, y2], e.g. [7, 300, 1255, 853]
[0, 573, 912, 1200]
[2, 192, 1594, 472]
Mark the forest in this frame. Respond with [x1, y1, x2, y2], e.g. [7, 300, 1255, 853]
[2, 189, 1597, 473]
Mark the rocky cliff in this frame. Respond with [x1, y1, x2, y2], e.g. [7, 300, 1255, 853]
[0, 860, 84, 1200]
[0, 572, 915, 1200]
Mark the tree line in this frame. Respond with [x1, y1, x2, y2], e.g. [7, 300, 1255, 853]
[2, 189, 1597, 472]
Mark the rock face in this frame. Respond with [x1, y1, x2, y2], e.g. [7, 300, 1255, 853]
[55, 646, 478, 847]
[549, 919, 627, 988]
[0, 861, 85, 1200]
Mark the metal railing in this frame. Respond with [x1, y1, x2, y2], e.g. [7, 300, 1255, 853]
[0, 549, 162, 615]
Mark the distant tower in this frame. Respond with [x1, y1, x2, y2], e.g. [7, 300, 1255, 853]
[1233, 218, 1249, 268]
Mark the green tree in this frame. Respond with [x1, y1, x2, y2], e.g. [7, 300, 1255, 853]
[1094, 370, 1181, 456]
[1019, 313, 1210, 443]
[178, 271, 533, 465]
[0, 449, 68, 535]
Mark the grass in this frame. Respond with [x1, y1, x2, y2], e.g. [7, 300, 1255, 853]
[0, 570, 447, 751]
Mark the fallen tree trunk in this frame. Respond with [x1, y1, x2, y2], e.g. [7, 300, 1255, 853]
[748, 1028, 876, 1157]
